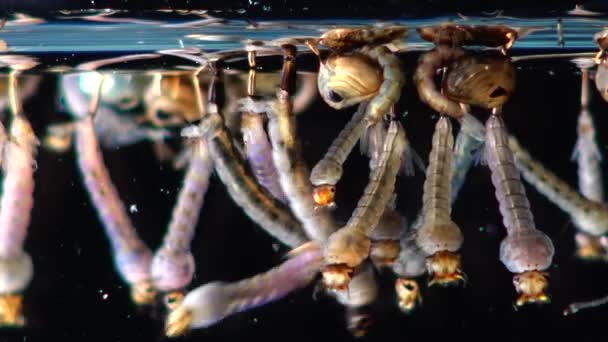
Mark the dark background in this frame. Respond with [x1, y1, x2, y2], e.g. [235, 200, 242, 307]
[0, 51, 604, 342]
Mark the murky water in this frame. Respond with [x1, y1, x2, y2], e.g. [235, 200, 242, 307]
[0, 9, 607, 341]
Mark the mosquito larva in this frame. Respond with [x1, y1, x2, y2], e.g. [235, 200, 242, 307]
[151, 140, 213, 308]
[364, 121, 407, 267]
[74, 75, 156, 306]
[265, 45, 336, 242]
[183, 69, 308, 248]
[572, 65, 603, 204]
[165, 242, 322, 337]
[509, 135, 608, 259]
[238, 53, 289, 204]
[0, 71, 38, 326]
[322, 120, 406, 290]
[310, 102, 368, 208]
[486, 114, 554, 306]
[415, 116, 465, 286]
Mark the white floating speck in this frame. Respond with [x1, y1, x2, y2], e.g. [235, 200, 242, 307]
[129, 204, 138, 213]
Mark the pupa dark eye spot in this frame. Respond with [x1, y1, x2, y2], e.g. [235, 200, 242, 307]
[327, 90, 343, 102]
[489, 86, 508, 98]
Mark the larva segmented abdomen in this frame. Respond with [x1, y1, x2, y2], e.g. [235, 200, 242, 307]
[75, 116, 152, 284]
[151, 141, 213, 291]
[0, 117, 38, 258]
[241, 112, 288, 203]
[365, 46, 404, 122]
[422, 116, 454, 223]
[509, 135, 608, 237]
[310, 102, 368, 186]
[268, 90, 336, 242]
[485, 115, 535, 235]
[347, 120, 406, 234]
[197, 111, 308, 248]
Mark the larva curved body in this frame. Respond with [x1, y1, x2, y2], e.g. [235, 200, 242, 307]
[0, 113, 38, 326]
[267, 90, 336, 242]
[151, 140, 213, 293]
[485, 115, 554, 306]
[451, 112, 485, 202]
[509, 135, 608, 257]
[191, 111, 308, 248]
[414, 46, 466, 119]
[363, 46, 404, 123]
[415, 116, 464, 286]
[323, 120, 406, 290]
[165, 242, 322, 337]
[75, 115, 155, 305]
[240, 104, 288, 203]
[313, 44, 404, 207]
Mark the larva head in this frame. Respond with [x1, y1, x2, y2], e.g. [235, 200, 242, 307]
[165, 306, 193, 338]
[369, 240, 400, 266]
[513, 270, 550, 307]
[0, 294, 25, 326]
[312, 184, 337, 208]
[574, 233, 606, 261]
[131, 280, 157, 306]
[43, 131, 72, 153]
[164, 291, 185, 311]
[318, 52, 382, 109]
[426, 251, 465, 287]
[443, 54, 515, 109]
[395, 278, 421, 313]
[321, 264, 354, 291]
